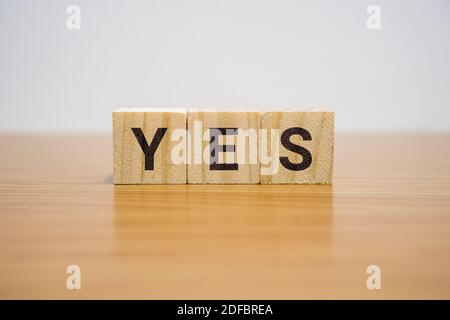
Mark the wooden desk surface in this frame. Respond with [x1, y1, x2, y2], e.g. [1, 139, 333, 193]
[0, 134, 449, 299]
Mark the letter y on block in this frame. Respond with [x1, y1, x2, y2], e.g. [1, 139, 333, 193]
[113, 108, 187, 184]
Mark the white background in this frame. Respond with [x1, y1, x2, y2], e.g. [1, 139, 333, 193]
[1, 0, 449, 133]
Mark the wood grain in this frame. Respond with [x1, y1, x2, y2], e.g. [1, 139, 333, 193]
[261, 110, 334, 184]
[0, 134, 449, 299]
[113, 108, 186, 184]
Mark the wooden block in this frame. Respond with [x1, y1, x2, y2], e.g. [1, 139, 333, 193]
[260, 110, 334, 184]
[113, 108, 187, 184]
[187, 110, 260, 184]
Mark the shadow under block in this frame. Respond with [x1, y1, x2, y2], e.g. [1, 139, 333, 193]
[260, 111, 334, 184]
[113, 108, 187, 184]
[187, 111, 260, 184]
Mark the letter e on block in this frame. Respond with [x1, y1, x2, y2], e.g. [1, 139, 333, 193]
[187, 110, 260, 184]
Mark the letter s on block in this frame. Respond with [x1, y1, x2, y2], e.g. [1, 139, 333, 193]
[279, 127, 312, 171]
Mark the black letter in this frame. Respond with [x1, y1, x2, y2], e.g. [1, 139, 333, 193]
[131, 128, 167, 170]
[210, 128, 238, 171]
[280, 127, 312, 171]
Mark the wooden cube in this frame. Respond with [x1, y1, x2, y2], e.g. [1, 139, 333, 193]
[260, 110, 334, 184]
[113, 108, 187, 184]
[187, 110, 260, 184]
